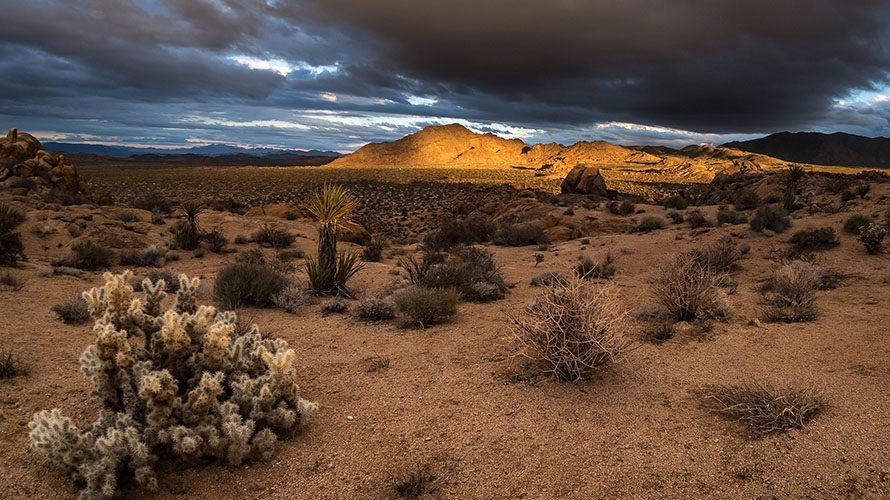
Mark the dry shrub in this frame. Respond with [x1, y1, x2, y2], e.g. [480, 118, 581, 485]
[0, 271, 24, 291]
[423, 215, 495, 251]
[407, 246, 506, 302]
[0, 349, 25, 378]
[358, 297, 395, 322]
[858, 223, 886, 254]
[606, 200, 635, 216]
[394, 286, 459, 328]
[652, 252, 732, 322]
[493, 223, 549, 247]
[271, 281, 310, 314]
[391, 463, 441, 499]
[321, 297, 348, 316]
[531, 271, 568, 287]
[252, 225, 295, 248]
[688, 235, 743, 274]
[213, 262, 288, 310]
[362, 236, 386, 262]
[51, 296, 90, 325]
[635, 216, 666, 232]
[762, 261, 818, 322]
[789, 227, 839, 250]
[750, 205, 791, 233]
[574, 253, 616, 280]
[702, 383, 824, 438]
[843, 213, 873, 235]
[511, 279, 630, 381]
[686, 209, 712, 228]
[55, 240, 113, 270]
[717, 208, 748, 225]
[118, 245, 167, 267]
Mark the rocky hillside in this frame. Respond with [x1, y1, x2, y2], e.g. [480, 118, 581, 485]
[723, 131, 890, 168]
[328, 124, 797, 182]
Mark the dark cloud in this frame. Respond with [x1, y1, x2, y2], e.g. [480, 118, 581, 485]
[0, 0, 888, 150]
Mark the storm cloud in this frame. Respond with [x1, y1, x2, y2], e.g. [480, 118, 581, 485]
[0, 0, 888, 150]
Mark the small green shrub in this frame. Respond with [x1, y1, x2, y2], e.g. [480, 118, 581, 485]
[750, 205, 791, 233]
[717, 208, 748, 225]
[423, 215, 495, 251]
[0, 203, 26, 266]
[413, 246, 506, 302]
[686, 209, 712, 229]
[362, 236, 386, 262]
[394, 286, 459, 327]
[662, 195, 688, 210]
[213, 262, 288, 309]
[858, 223, 886, 254]
[789, 227, 839, 250]
[607, 200, 635, 216]
[531, 271, 568, 287]
[358, 297, 395, 322]
[843, 213, 873, 235]
[51, 297, 90, 325]
[252, 225, 295, 248]
[492, 223, 549, 247]
[635, 216, 666, 233]
[574, 253, 616, 280]
[57, 240, 113, 270]
[733, 189, 761, 211]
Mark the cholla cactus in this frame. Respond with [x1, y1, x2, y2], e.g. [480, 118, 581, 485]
[858, 223, 886, 254]
[29, 272, 317, 499]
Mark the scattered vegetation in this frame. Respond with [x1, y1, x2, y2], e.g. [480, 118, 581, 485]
[402, 246, 507, 302]
[492, 222, 549, 247]
[789, 227, 839, 250]
[687, 236, 744, 274]
[733, 189, 761, 211]
[394, 286, 460, 328]
[214, 262, 289, 309]
[702, 383, 824, 438]
[29, 272, 317, 499]
[511, 279, 630, 381]
[202, 228, 228, 253]
[651, 252, 731, 322]
[423, 215, 495, 251]
[858, 223, 886, 254]
[762, 261, 819, 322]
[133, 192, 172, 214]
[0, 203, 26, 266]
[51, 296, 90, 325]
[531, 271, 568, 287]
[0, 271, 24, 291]
[574, 253, 616, 280]
[750, 205, 791, 233]
[843, 213, 874, 235]
[253, 225, 295, 248]
[358, 297, 396, 322]
[118, 245, 167, 267]
[662, 195, 688, 210]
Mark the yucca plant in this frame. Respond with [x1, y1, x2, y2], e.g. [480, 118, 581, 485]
[306, 251, 365, 296]
[306, 184, 360, 293]
[173, 200, 203, 250]
[784, 165, 806, 210]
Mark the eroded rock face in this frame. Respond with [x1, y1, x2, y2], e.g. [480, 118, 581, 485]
[560, 164, 609, 196]
[0, 128, 87, 201]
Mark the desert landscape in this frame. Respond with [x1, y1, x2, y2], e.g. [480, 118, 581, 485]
[3, 1, 890, 498]
[1, 122, 889, 499]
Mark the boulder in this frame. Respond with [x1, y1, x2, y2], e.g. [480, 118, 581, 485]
[560, 164, 609, 196]
[0, 128, 88, 201]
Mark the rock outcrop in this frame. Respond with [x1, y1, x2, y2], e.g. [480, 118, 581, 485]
[560, 164, 609, 196]
[0, 128, 87, 201]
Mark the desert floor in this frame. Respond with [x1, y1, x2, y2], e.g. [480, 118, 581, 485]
[1, 167, 889, 499]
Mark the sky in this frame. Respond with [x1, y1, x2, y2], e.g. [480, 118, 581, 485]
[1, 0, 889, 153]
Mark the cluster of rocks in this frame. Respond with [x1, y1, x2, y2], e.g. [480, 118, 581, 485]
[0, 128, 86, 202]
[560, 164, 613, 197]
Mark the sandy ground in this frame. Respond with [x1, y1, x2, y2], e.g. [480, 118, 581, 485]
[1, 187, 889, 499]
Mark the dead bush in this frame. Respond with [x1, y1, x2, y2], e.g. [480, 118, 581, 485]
[51, 296, 90, 325]
[702, 383, 824, 438]
[651, 252, 732, 322]
[510, 279, 631, 381]
[762, 261, 819, 322]
[574, 253, 616, 280]
[0, 349, 25, 378]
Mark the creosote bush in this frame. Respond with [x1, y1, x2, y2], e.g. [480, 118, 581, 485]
[789, 227, 839, 250]
[606, 200, 636, 216]
[252, 225, 295, 249]
[688, 235, 744, 274]
[511, 279, 630, 381]
[57, 240, 113, 270]
[393, 286, 459, 328]
[574, 253, 616, 280]
[733, 189, 761, 211]
[662, 195, 688, 210]
[402, 246, 507, 302]
[762, 261, 819, 322]
[666, 210, 684, 224]
[492, 222, 549, 247]
[0, 203, 26, 266]
[423, 215, 495, 251]
[702, 383, 824, 438]
[29, 271, 317, 499]
[651, 252, 732, 322]
[51, 296, 90, 325]
[686, 209, 712, 229]
[358, 297, 396, 322]
[843, 213, 873, 235]
[750, 205, 791, 233]
[635, 216, 666, 233]
[118, 245, 167, 268]
[213, 262, 288, 310]
[717, 208, 748, 226]
[858, 223, 886, 254]
[0, 271, 24, 291]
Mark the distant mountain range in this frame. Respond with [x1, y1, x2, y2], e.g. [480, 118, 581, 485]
[43, 142, 342, 158]
[723, 132, 890, 168]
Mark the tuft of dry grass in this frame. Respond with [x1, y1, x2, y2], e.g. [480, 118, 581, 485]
[390, 463, 441, 499]
[0, 271, 24, 291]
[51, 296, 91, 325]
[510, 278, 631, 381]
[761, 261, 819, 322]
[701, 383, 825, 438]
[0, 349, 26, 378]
[365, 357, 390, 373]
[651, 252, 732, 322]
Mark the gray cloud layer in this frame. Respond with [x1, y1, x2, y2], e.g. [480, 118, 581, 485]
[1, 0, 888, 150]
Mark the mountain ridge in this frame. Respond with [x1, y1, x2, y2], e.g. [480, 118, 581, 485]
[43, 142, 342, 158]
[722, 131, 890, 168]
